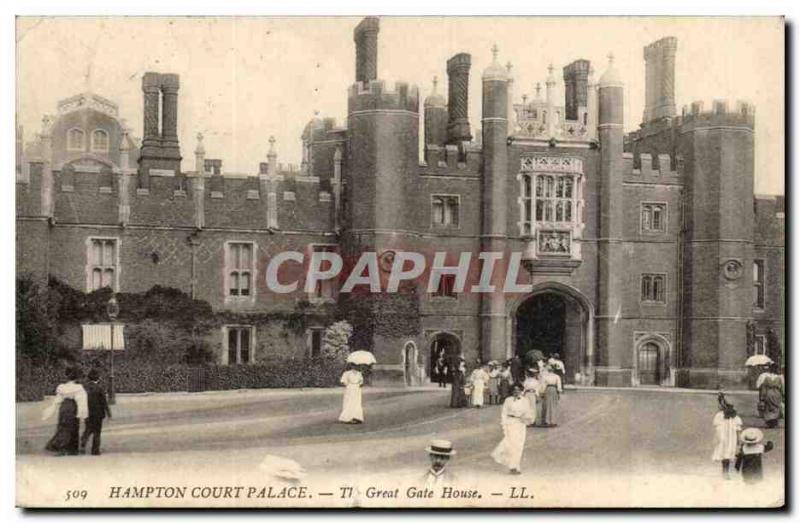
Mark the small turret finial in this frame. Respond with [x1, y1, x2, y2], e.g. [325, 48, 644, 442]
[268, 136, 276, 157]
[548, 63, 554, 75]
[432, 75, 439, 93]
[522, 93, 528, 105]
[607, 52, 615, 65]
[506, 61, 513, 73]
[491, 44, 499, 62]
[535, 82, 542, 98]
[313, 109, 320, 118]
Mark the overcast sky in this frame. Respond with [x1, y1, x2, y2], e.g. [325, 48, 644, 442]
[16, 16, 783, 194]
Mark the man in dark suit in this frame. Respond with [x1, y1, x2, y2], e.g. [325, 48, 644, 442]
[80, 369, 112, 455]
[510, 355, 524, 385]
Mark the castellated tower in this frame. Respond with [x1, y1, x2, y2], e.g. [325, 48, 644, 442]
[346, 17, 419, 235]
[679, 100, 756, 388]
[480, 47, 510, 363]
[343, 17, 421, 367]
[595, 56, 626, 385]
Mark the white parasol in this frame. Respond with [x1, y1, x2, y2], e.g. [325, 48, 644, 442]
[347, 350, 377, 365]
[745, 354, 773, 367]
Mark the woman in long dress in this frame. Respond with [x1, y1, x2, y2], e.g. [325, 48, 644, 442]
[43, 367, 88, 455]
[756, 365, 784, 428]
[449, 359, 468, 408]
[491, 383, 534, 474]
[470, 365, 490, 408]
[540, 365, 563, 427]
[338, 364, 364, 424]
[522, 370, 542, 427]
[711, 395, 742, 479]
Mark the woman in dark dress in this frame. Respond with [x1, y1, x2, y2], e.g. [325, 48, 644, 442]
[756, 364, 784, 428]
[449, 358, 468, 408]
[44, 367, 88, 456]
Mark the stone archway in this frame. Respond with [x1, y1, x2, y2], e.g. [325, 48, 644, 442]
[509, 282, 595, 385]
[633, 334, 672, 387]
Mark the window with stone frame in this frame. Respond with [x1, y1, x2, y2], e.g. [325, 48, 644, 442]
[641, 202, 667, 233]
[521, 174, 576, 226]
[431, 195, 460, 227]
[753, 259, 766, 310]
[87, 238, 118, 291]
[226, 242, 254, 298]
[67, 128, 85, 151]
[226, 326, 253, 365]
[91, 129, 110, 152]
[640, 273, 666, 303]
[432, 274, 457, 299]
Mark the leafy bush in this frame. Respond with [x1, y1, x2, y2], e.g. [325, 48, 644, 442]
[322, 320, 353, 360]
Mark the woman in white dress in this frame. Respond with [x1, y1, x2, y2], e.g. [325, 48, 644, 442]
[491, 383, 534, 474]
[469, 365, 490, 408]
[522, 370, 542, 427]
[338, 364, 364, 424]
[712, 394, 742, 479]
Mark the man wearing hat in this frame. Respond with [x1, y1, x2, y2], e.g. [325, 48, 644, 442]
[423, 439, 457, 489]
[735, 428, 774, 484]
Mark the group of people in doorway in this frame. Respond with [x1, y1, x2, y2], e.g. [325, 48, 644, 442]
[448, 354, 565, 421]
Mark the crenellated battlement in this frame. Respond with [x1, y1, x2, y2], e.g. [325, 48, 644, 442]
[621, 151, 681, 181]
[420, 144, 482, 175]
[676, 99, 755, 129]
[348, 80, 419, 113]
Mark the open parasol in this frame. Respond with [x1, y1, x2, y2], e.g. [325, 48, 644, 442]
[347, 350, 377, 365]
[745, 354, 773, 367]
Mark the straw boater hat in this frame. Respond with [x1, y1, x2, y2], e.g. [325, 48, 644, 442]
[741, 428, 764, 445]
[426, 439, 456, 456]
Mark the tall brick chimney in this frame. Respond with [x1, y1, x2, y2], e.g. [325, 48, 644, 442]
[160, 73, 180, 156]
[642, 37, 678, 123]
[141, 72, 161, 151]
[138, 72, 182, 184]
[563, 59, 591, 121]
[354, 17, 379, 83]
[446, 52, 472, 144]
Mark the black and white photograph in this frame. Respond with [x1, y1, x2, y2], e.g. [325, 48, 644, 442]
[13, 14, 785, 508]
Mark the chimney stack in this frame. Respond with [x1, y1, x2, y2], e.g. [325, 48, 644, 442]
[642, 37, 678, 123]
[138, 72, 183, 183]
[446, 52, 472, 144]
[141, 72, 161, 150]
[354, 17, 380, 83]
[563, 59, 591, 121]
[160, 73, 180, 154]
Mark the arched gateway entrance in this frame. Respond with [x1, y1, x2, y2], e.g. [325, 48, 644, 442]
[511, 283, 594, 385]
[429, 332, 461, 385]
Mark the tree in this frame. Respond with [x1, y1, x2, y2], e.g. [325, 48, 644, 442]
[321, 320, 353, 360]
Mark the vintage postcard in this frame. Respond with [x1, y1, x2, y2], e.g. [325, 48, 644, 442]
[15, 15, 785, 508]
